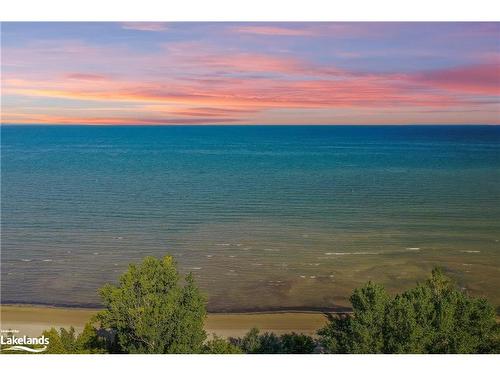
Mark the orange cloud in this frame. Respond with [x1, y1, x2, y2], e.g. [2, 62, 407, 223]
[65, 73, 110, 81]
[4, 70, 470, 115]
[1, 111, 239, 125]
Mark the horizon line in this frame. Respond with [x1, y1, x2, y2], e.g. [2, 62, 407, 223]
[2, 123, 499, 127]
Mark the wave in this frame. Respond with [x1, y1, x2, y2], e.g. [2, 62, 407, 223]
[324, 252, 379, 255]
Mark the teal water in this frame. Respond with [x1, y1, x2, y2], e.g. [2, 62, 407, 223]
[1, 125, 500, 311]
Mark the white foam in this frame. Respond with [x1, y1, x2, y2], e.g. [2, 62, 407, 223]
[206, 255, 213, 258]
[216, 243, 230, 246]
[299, 275, 306, 278]
[326, 252, 378, 255]
[460, 250, 480, 253]
[264, 248, 280, 252]
[42, 259, 52, 262]
[21, 259, 31, 262]
[229, 255, 236, 258]
[406, 247, 420, 250]
[309, 276, 316, 279]
[191, 267, 202, 270]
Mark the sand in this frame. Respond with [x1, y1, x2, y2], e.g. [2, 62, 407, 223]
[0, 305, 328, 338]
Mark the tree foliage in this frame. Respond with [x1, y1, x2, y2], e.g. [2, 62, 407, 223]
[230, 328, 317, 354]
[31, 261, 499, 355]
[203, 335, 243, 354]
[42, 324, 106, 354]
[280, 332, 316, 354]
[96, 256, 206, 353]
[318, 268, 499, 353]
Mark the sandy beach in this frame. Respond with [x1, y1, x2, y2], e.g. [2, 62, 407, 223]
[0, 305, 328, 338]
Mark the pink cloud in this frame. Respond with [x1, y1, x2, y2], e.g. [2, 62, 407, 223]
[413, 63, 500, 95]
[2, 36, 498, 125]
[3, 70, 469, 112]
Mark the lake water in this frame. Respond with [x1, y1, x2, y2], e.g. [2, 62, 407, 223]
[1, 125, 499, 311]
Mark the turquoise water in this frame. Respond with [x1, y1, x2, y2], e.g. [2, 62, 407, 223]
[1, 125, 500, 311]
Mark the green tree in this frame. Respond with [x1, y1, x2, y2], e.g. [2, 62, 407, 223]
[230, 328, 282, 353]
[203, 335, 243, 354]
[280, 332, 316, 354]
[316, 313, 354, 353]
[323, 281, 390, 353]
[231, 329, 317, 354]
[318, 268, 499, 354]
[256, 332, 282, 353]
[42, 323, 105, 354]
[232, 327, 261, 353]
[96, 256, 207, 353]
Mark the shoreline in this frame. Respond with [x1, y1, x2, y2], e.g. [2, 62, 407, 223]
[1, 304, 332, 338]
[1, 301, 351, 314]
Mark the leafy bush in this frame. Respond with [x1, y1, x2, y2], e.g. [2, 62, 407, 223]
[42, 324, 106, 354]
[231, 328, 317, 354]
[281, 332, 316, 354]
[203, 335, 243, 354]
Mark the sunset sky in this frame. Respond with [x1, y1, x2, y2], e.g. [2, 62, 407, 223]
[1, 22, 499, 125]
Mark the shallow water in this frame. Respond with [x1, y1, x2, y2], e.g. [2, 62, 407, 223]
[2, 125, 500, 311]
